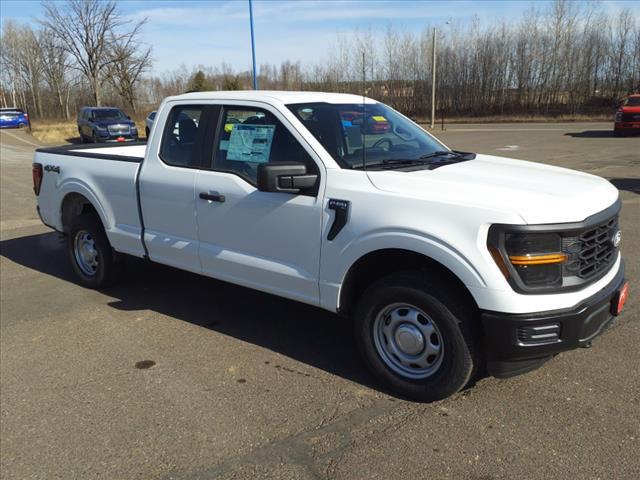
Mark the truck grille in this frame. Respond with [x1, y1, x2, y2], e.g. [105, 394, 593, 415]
[563, 215, 619, 281]
[620, 113, 640, 122]
[107, 124, 130, 135]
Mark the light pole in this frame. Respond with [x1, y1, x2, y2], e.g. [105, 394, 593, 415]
[430, 27, 436, 129]
[249, 0, 258, 90]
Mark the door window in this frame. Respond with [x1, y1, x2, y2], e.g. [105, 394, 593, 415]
[213, 107, 317, 184]
[159, 106, 203, 168]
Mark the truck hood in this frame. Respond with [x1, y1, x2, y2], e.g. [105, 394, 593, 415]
[366, 154, 619, 224]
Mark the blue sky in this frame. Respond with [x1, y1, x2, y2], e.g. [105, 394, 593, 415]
[1, 0, 636, 74]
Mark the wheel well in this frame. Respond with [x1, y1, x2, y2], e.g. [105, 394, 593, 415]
[60, 193, 99, 233]
[338, 249, 478, 317]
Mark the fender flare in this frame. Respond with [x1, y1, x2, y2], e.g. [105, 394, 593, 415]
[58, 179, 113, 233]
[322, 228, 488, 312]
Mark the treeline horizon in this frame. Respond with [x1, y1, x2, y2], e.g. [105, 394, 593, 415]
[1, 0, 639, 121]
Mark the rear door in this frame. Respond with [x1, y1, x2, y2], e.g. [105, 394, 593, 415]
[194, 103, 325, 305]
[139, 104, 218, 274]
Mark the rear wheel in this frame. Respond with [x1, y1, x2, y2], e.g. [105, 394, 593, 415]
[145, 126, 150, 138]
[17, 122, 26, 129]
[354, 272, 479, 401]
[613, 129, 623, 137]
[68, 214, 122, 289]
[92, 131, 99, 143]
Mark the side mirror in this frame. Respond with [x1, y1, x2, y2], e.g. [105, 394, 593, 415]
[257, 162, 317, 194]
[127, 115, 131, 120]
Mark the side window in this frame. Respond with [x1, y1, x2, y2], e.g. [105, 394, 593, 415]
[213, 107, 317, 184]
[159, 106, 203, 168]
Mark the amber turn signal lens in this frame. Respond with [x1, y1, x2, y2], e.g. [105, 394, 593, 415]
[489, 246, 510, 278]
[508, 253, 567, 265]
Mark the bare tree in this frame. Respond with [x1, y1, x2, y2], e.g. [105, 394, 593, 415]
[39, 28, 73, 118]
[40, 0, 147, 106]
[105, 26, 152, 113]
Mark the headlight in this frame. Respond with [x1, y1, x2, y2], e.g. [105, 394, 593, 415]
[615, 112, 622, 122]
[486, 203, 621, 294]
[131, 126, 138, 133]
[95, 125, 108, 131]
[504, 233, 565, 287]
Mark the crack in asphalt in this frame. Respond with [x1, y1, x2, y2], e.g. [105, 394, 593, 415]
[161, 398, 399, 480]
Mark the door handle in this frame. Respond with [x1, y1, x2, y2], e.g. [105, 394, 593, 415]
[199, 192, 226, 203]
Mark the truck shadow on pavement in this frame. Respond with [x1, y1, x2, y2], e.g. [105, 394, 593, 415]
[564, 130, 614, 138]
[1, 231, 391, 393]
[609, 178, 640, 195]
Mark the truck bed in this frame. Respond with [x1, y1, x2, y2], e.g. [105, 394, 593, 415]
[36, 142, 147, 162]
[34, 142, 148, 258]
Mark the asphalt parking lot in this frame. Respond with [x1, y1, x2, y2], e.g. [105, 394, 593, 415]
[1, 123, 639, 479]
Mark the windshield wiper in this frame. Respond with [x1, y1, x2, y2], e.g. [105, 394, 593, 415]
[352, 158, 428, 170]
[419, 150, 476, 161]
[351, 151, 476, 170]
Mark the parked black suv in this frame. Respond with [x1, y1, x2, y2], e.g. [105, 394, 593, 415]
[77, 107, 139, 143]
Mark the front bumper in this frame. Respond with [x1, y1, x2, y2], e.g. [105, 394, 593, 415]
[97, 134, 139, 142]
[614, 122, 640, 132]
[482, 261, 627, 378]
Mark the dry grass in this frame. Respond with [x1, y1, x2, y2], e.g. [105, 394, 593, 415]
[30, 120, 79, 145]
[30, 119, 147, 145]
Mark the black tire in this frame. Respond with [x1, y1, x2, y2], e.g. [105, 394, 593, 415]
[145, 126, 150, 139]
[92, 131, 99, 143]
[613, 129, 623, 137]
[18, 122, 26, 129]
[354, 271, 480, 402]
[67, 214, 122, 289]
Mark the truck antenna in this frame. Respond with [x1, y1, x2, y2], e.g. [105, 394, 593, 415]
[362, 51, 366, 171]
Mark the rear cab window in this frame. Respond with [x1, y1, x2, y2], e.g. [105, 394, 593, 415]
[159, 106, 204, 168]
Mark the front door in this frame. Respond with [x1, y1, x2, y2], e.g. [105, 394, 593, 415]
[195, 104, 324, 305]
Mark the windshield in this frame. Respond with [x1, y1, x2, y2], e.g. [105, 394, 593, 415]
[623, 97, 640, 107]
[93, 109, 126, 120]
[287, 102, 448, 169]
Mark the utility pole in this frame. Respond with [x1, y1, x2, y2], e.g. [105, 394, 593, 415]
[430, 27, 436, 129]
[249, 0, 258, 90]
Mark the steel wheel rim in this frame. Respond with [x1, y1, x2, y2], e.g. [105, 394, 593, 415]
[373, 303, 444, 380]
[73, 230, 99, 276]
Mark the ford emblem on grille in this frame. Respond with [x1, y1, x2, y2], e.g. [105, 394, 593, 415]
[612, 230, 622, 248]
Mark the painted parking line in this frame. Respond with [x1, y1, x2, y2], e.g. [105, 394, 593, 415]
[0, 129, 43, 148]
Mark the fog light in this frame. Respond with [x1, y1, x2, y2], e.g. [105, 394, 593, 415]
[517, 323, 561, 345]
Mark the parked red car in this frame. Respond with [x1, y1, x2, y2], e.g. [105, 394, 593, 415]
[614, 94, 640, 136]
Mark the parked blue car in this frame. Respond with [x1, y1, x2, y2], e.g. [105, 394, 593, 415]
[77, 107, 139, 143]
[0, 108, 29, 129]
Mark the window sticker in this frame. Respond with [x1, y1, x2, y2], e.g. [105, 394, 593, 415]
[372, 115, 387, 122]
[227, 124, 275, 163]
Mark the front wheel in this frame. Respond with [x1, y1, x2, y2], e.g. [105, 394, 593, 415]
[68, 214, 122, 289]
[354, 272, 479, 401]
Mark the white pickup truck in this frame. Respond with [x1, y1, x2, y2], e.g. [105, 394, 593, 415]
[33, 91, 629, 401]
